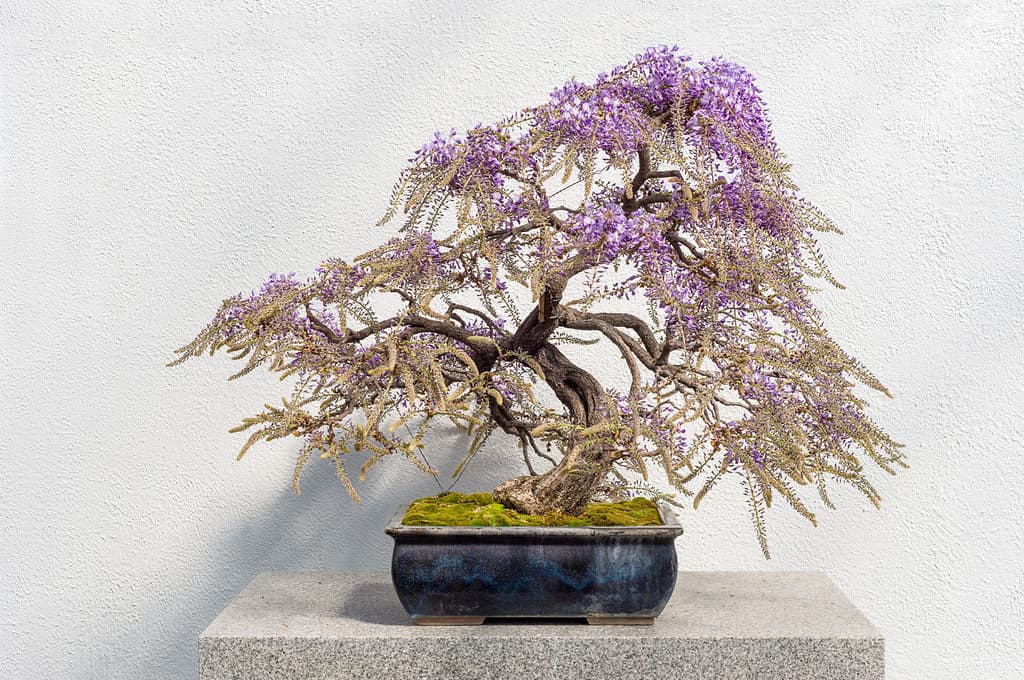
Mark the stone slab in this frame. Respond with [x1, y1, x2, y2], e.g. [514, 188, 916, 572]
[199, 570, 884, 679]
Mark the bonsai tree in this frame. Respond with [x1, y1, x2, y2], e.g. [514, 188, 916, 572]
[172, 46, 904, 556]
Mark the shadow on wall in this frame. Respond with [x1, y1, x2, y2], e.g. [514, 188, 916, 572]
[89, 433, 525, 680]
[91, 12, 543, 673]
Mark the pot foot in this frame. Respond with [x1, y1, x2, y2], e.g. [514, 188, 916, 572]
[413, 616, 486, 626]
[586, 616, 655, 625]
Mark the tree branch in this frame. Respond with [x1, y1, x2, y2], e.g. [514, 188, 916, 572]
[636, 192, 674, 208]
[305, 307, 403, 345]
[646, 169, 685, 181]
[502, 254, 589, 356]
[534, 341, 608, 428]
[630, 144, 651, 198]
[486, 396, 555, 473]
[404, 314, 500, 362]
[559, 311, 647, 396]
[446, 303, 508, 334]
[305, 305, 342, 343]
[579, 311, 661, 359]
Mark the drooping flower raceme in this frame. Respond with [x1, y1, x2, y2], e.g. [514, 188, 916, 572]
[173, 46, 904, 557]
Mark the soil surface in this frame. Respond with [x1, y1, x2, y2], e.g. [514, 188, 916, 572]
[401, 492, 662, 527]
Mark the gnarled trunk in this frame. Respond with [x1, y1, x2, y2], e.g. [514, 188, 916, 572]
[493, 455, 610, 516]
[492, 341, 615, 516]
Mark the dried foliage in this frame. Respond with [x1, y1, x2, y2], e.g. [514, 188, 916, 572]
[171, 46, 905, 557]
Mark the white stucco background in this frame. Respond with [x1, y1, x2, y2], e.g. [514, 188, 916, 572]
[3, 2, 1022, 678]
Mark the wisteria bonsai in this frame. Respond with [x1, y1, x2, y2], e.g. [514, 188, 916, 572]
[172, 46, 904, 556]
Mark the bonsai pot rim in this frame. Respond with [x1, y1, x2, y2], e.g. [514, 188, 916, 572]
[384, 499, 684, 538]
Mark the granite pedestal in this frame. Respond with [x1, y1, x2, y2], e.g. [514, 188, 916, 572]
[199, 571, 884, 679]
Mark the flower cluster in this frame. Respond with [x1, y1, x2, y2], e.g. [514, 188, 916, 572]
[413, 124, 532, 193]
[536, 78, 652, 156]
[212, 272, 305, 342]
[412, 129, 461, 167]
[683, 56, 778, 169]
[558, 200, 655, 263]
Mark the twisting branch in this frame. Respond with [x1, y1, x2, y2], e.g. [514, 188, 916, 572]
[636, 192, 675, 209]
[630, 144, 652, 198]
[560, 311, 645, 396]
[305, 304, 341, 343]
[579, 311, 661, 359]
[486, 396, 555, 474]
[305, 306, 402, 345]
[446, 302, 508, 334]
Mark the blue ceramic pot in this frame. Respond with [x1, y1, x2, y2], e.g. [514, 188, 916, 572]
[385, 501, 683, 625]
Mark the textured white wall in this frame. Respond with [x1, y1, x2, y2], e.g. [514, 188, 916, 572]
[2, 2, 1022, 678]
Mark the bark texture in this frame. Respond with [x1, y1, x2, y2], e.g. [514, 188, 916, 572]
[492, 456, 609, 516]
[492, 342, 616, 516]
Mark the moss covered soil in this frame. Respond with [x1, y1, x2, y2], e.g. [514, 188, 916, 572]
[401, 492, 663, 527]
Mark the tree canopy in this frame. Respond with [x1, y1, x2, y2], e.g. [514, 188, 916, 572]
[172, 46, 904, 557]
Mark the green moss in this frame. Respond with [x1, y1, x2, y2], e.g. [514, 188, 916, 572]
[401, 492, 662, 527]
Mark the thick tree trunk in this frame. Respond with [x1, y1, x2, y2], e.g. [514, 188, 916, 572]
[493, 455, 610, 516]
[492, 341, 615, 516]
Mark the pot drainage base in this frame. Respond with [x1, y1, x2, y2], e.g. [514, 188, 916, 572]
[412, 616, 655, 626]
